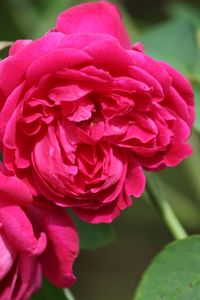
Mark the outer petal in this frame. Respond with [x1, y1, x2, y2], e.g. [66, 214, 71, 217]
[56, 1, 132, 49]
[164, 143, 192, 166]
[0, 232, 17, 281]
[0, 200, 47, 256]
[129, 50, 172, 95]
[15, 255, 42, 300]
[160, 61, 195, 127]
[0, 260, 19, 300]
[73, 201, 121, 224]
[0, 255, 41, 300]
[0, 172, 32, 205]
[40, 206, 79, 288]
[0, 32, 64, 95]
[0, 82, 25, 143]
[124, 155, 146, 198]
[9, 40, 32, 56]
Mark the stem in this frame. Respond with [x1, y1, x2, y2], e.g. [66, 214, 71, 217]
[146, 180, 188, 240]
[63, 289, 76, 300]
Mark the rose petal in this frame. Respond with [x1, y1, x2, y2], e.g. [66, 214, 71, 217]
[0, 172, 32, 205]
[15, 254, 42, 300]
[0, 32, 64, 95]
[84, 40, 133, 72]
[9, 40, 32, 56]
[0, 232, 17, 281]
[161, 62, 194, 126]
[129, 50, 172, 94]
[40, 206, 79, 288]
[164, 143, 192, 166]
[26, 48, 93, 83]
[58, 32, 120, 49]
[0, 200, 47, 255]
[124, 155, 146, 198]
[49, 83, 92, 102]
[56, 1, 132, 49]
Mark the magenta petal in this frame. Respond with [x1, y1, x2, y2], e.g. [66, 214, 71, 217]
[58, 32, 120, 50]
[0, 57, 25, 97]
[160, 61, 194, 126]
[0, 82, 25, 143]
[0, 172, 32, 205]
[73, 202, 121, 224]
[67, 98, 94, 122]
[164, 143, 192, 166]
[15, 254, 42, 300]
[49, 83, 92, 102]
[9, 40, 32, 56]
[130, 50, 172, 94]
[0, 260, 19, 300]
[0, 232, 17, 281]
[3, 104, 18, 149]
[40, 206, 79, 288]
[0, 32, 64, 95]
[84, 39, 133, 69]
[26, 48, 92, 83]
[125, 155, 146, 198]
[56, 1, 132, 49]
[0, 201, 47, 255]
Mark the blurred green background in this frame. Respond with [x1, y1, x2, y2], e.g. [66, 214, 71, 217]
[1, 0, 200, 300]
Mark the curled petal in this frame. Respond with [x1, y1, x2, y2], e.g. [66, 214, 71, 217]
[0, 200, 47, 256]
[40, 206, 79, 288]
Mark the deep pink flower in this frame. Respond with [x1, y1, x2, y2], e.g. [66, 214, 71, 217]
[0, 1, 194, 223]
[0, 166, 79, 300]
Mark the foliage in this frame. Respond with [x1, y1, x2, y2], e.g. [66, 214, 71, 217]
[134, 236, 200, 300]
[71, 213, 115, 250]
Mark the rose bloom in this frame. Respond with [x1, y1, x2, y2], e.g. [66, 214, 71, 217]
[0, 165, 79, 300]
[0, 1, 194, 223]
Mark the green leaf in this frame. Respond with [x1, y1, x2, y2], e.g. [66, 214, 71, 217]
[134, 235, 200, 300]
[72, 214, 115, 250]
[31, 278, 66, 300]
[140, 20, 198, 71]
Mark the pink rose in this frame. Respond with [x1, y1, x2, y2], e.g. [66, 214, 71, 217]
[0, 1, 194, 223]
[0, 166, 79, 300]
